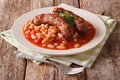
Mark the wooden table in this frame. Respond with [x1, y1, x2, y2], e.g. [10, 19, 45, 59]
[0, 0, 120, 80]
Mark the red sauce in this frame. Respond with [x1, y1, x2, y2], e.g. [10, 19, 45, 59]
[23, 21, 96, 50]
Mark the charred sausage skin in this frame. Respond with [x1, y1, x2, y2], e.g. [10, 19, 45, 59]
[31, 14, 75, 39]
[53, 7, 88, 35]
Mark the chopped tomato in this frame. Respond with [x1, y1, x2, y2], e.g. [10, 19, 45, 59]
[30, 29, 36, 35]
[56, 28, 60, 32]
[35, 27, 41, 32]
[56, 36, 62, 41]
[25, 33, 31, 39]
[34, 39, 42, 43]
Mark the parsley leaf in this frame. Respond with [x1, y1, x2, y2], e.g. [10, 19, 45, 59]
[59, 11, 75, 26]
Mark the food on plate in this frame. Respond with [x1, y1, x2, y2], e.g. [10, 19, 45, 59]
[23, 7, 96, 50]
[53, 7, 88, 35]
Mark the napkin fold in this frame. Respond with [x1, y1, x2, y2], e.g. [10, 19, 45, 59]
[0, 4, 117, 68]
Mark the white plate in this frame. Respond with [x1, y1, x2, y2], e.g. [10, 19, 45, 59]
[12, 6, 106, 56]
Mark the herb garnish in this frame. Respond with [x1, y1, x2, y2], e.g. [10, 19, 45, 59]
[59, 11, 75, 26]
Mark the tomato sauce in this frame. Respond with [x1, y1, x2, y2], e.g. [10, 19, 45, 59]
[23, 21, 96, 50]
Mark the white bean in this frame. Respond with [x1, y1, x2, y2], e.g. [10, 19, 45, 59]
[74, 43, 80, 48]
[47, 44, 55, 48]
[51, 34, 56, 37]
[45, 24, 49, 29]
[31, 34, 36, 39]
[24, 24, 29, 31]
[36, 33, 42, 39]
[58, 33, 63, 38]
[54, 43, 58, 46]
[50, 29, 56, 33]
[62, 40, 68, 44]
[56, 46, 66, 49]
[42, 30, 48, 35]
[25, 30, 30, 34]
[35, 26, 40, 31]
[73, 32, 79, 38]
[42, 37, 49, 43]
[56, 43, 66, 49]
[74, 38, 78, 42]
[42, 44, 47, 47]
[48, 26, 53, 32]
[59, 43, 65, 46]
[41, 24, 45, 27]
[29, 24, 34, 29]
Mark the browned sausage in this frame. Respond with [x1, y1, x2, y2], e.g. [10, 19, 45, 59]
[31, 14, 75, 39]
[53, 7, 88, 35]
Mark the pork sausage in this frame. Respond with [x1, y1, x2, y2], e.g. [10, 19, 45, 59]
[31, 14, 75, 39]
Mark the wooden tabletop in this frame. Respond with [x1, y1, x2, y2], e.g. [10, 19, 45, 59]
[0, 0, 120, 80]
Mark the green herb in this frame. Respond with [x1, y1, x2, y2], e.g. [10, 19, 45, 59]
[1, 34, 6, 37]
[59, 11, 75, 26]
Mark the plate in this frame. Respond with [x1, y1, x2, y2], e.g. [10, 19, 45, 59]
[12, 6, 106, 56]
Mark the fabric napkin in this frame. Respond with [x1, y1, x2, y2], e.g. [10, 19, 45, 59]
[0, 4, 117, 68]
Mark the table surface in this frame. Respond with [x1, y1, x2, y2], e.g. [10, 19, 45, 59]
[0, 0, 120, 80]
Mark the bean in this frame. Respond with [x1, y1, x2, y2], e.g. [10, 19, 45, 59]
[45, 34, 49, 38]
[74, 43, 80, 48]
[51, 34, 56, 37]
[35, 26, 41, 31]
[41, 24, 45, 27]
[31, 34, 37, 39]
[23, 24, 29, 31]
[74, 38, 78, 42]
[36, 33, 41, 36]
[36, 33, 42, 39]
[54, 43, 58, 46]
[45, 24, 49, 29]
[58, 33, 63, 38]
[59, 43, 65, 46]
[56, 43, 66, 49]
[49, 26, 55, 31]
[50, 29, 56, 33]
[42, 44, 47, 47]
[29, 24, 34, 29]
[73, 32, 79, 38]
[41, 25, 46, 30]
[41, 30, 47, 35]
[47, 44, 55, 48]
[46, 33, 56, 38]
[25, 30, 30, 34]
[42, 37, 49, 43]
[52, 26, 56, 28]
[62, 40, 68, 44]
[56, 46, 66, 49]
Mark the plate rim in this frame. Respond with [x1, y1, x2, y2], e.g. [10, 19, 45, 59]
[12, 6, 106, 56]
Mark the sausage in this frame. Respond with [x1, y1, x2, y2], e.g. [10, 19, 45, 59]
[53, 7, 88, 35]
[31, 14, 75, 39]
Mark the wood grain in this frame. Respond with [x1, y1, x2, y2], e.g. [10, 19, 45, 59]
[54, 0, 79, 8]
[0, 0, 120, 80]
[80, 0, 120, 80]
[109, 1, 120, 79]
[0, 0, 31, 80]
